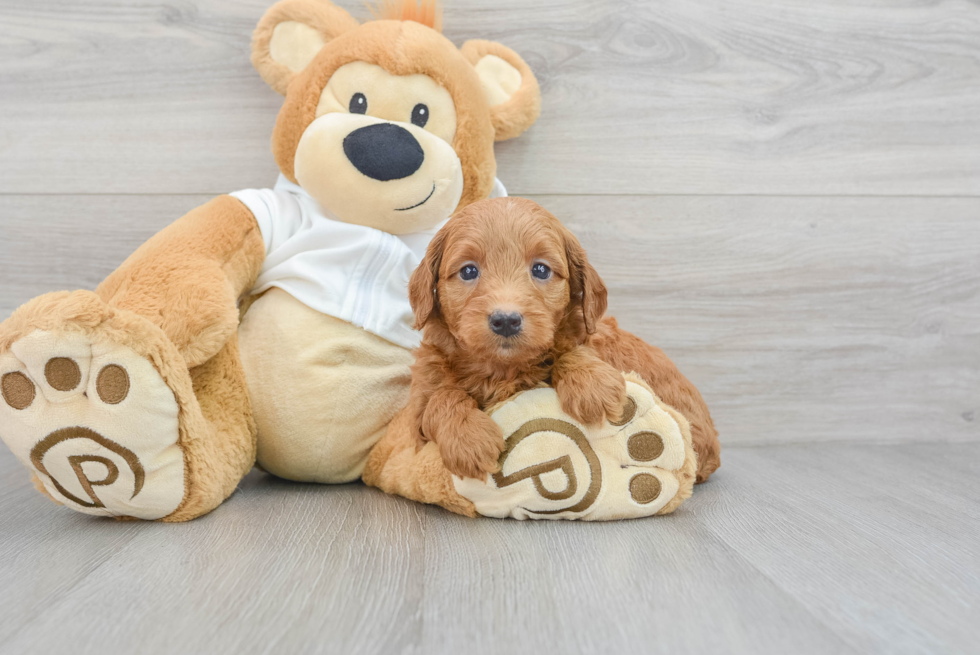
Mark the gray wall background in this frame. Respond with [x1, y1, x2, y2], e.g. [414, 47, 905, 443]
[1, 0, 978, 447]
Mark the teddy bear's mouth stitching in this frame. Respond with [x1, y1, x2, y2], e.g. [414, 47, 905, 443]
[395, 183, 436, 211]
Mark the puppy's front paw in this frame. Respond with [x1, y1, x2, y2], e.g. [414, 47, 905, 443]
[555, 361, 628, 426]
[439, 409, 506, 480]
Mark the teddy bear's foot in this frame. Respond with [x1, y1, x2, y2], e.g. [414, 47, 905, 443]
[0, 292, 202, 520]
[0, 330, 185, 519]
[454, 374, 698, 520]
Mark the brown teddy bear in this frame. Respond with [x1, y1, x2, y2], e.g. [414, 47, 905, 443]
[0, 0, 700, 521]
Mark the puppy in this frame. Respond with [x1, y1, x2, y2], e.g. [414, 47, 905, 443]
[407, 197, 721, 482]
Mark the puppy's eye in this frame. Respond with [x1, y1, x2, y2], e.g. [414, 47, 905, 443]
[531, 263, 552, 280]
[349, 93, 367, 114]
[411, 103, 429, 128]
[459, 264, 480, 281]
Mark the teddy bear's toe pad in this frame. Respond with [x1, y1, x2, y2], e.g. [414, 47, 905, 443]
[453, 376, 695, 520]
[0, 330, 185, 519]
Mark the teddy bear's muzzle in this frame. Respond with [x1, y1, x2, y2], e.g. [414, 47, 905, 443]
[343, 123, 425, 181]
[294, 112, 464, 234]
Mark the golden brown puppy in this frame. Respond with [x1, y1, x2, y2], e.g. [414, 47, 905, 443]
[407, 197, 721, 482]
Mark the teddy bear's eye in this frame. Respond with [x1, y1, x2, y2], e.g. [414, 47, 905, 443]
[459, 264, 479, 281]
[350, 93, 367, 114]
[411, 103, 429, 128]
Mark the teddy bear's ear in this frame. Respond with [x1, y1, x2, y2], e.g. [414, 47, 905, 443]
[252, 0, 360, 95]
[460, 40, 541, 141]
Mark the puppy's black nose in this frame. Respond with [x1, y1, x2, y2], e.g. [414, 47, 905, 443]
[489, 311, 523, 337]
[343, 123, 424, 181]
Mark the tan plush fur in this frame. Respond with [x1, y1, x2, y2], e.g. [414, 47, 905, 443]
[95, 196, 265, 368]
[0, 290, 257, 521]
[252, 0, 361, 95]
[257, 0, 540, 211]
[239, 288, 414, 483]
[178, 334, 258, 522]
[30, 472, 61, 505]
[460, 40, 542, 141]
[654, 397, 699, 515]
[367, 197, 720, 487]
[272, 19, 498, 207]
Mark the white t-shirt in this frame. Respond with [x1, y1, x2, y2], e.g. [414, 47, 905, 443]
[231, 175, 507, 349]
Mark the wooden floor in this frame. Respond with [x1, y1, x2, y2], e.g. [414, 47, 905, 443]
[1, 442, 978, 654]
[1, 0, 978, 653]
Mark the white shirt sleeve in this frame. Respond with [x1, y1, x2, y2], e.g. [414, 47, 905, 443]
[230, 188, 305, 256]
[489, 177, 508, 199]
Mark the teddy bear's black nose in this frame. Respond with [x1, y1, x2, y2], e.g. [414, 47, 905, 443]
[343, 123, 425, 181]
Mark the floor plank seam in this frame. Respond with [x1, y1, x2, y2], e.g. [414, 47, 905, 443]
[1, 192, 979, 199]
[725, 438, 980, 449]
[696, 519, 867, 652]
[682, 500, 867, 654]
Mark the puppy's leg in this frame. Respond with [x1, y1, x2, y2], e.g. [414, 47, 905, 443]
[552, 346, 628, 426]
[362, 405, 479, 517]
[423, 389, 505, 480]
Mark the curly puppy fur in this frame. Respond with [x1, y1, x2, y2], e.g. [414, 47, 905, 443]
[407, 197, 721, 482]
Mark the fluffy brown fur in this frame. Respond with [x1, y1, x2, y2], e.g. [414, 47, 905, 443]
[407, 197, 721, 482]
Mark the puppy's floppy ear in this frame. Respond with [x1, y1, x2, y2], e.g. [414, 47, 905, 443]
[252, 0, 359, 95]
[410, 227, 450, 330]
[562, 226, 607, 334]
[460, 40, 541, 141]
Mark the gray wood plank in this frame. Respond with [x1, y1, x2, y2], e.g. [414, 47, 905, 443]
[0, 194, 208, 309]
[701, 443, 980, 654]
[0, 468, 427, 654]
[0, 446, 147, 644]
[2, 443, 979, 654]
[546, 194, 980, 447]
[2, 193, 977, 446]
[417, 503, 857, 655]
[1, 0, 978, 196]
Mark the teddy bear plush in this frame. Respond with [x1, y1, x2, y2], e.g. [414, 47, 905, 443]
[0, 0, 700, 522]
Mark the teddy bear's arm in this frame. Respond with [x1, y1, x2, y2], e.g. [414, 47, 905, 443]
[95, 195, 265, 368]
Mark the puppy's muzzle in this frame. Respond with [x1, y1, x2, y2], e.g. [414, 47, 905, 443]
[343, 123, 424, 181]
[489, 311, 523, 338]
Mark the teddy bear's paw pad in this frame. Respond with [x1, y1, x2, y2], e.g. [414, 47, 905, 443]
[0, 330, 185, 520]
[453, 378, 694, 521]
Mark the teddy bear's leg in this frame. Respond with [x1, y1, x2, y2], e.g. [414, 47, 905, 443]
[176, 332, 257, 521]
[364, 375, 698, 521]
[0, 196, 264, 521]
